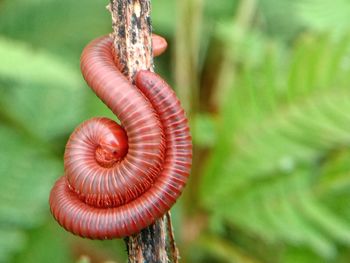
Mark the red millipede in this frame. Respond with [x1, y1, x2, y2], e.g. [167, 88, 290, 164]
[49, 34, 192, 239]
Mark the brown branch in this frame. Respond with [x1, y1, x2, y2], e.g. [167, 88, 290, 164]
[108, 1, 178, 262]
[109, 0, 153, 78]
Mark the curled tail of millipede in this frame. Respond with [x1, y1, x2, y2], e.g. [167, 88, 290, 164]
[49, 34, 192, 239]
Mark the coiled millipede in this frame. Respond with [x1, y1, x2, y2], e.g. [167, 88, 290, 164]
[49, 34, 192, 239]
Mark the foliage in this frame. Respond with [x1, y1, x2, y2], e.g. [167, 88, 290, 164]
[0, 0, 350, 262]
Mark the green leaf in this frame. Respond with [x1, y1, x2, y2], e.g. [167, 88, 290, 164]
[0, 124, 61, 261]
[258, 0, 302, 40]
[282, 246, 325, 263]
[297, 0, 350, 36]
[0, 37, 86, 141]
[200, 34, 350, 258]
[0, 229, 26, 263]
[13, 220, 73, 263]
[192, 113, 217, 147]
[0, 0, 111, 61]
[197, 235, 263, 263]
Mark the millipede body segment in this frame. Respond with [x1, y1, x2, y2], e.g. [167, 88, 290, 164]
[49, 35, 192, 239]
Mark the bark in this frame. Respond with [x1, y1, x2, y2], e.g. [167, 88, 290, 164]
[107, 1, 179, 262]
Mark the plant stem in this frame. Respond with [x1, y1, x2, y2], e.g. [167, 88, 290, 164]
[109, 0, 153, 78]
[108, 1, 178, 262]
[211, 0, 257, 109]
[175, 0, 203, 115]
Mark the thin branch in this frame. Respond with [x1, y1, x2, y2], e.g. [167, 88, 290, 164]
[108, 1, 177, 262]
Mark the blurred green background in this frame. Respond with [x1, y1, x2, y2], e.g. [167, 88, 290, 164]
[1, 0, 350, 262]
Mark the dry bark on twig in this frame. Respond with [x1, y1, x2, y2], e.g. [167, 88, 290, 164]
[108, 1, 179, 262]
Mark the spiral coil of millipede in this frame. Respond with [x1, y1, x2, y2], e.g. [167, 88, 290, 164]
[49, 34, 192, 239]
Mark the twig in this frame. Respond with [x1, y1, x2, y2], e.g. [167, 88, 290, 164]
[108, 1, 177, 262]
[109, 0, 153, 78]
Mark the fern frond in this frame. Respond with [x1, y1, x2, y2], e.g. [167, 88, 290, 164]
[201, 34, 350, 258]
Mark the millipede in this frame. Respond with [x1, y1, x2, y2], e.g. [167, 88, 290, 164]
[49, 34, 192, 239]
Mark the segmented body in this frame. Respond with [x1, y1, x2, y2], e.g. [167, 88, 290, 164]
[49, 35, 192, 239]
